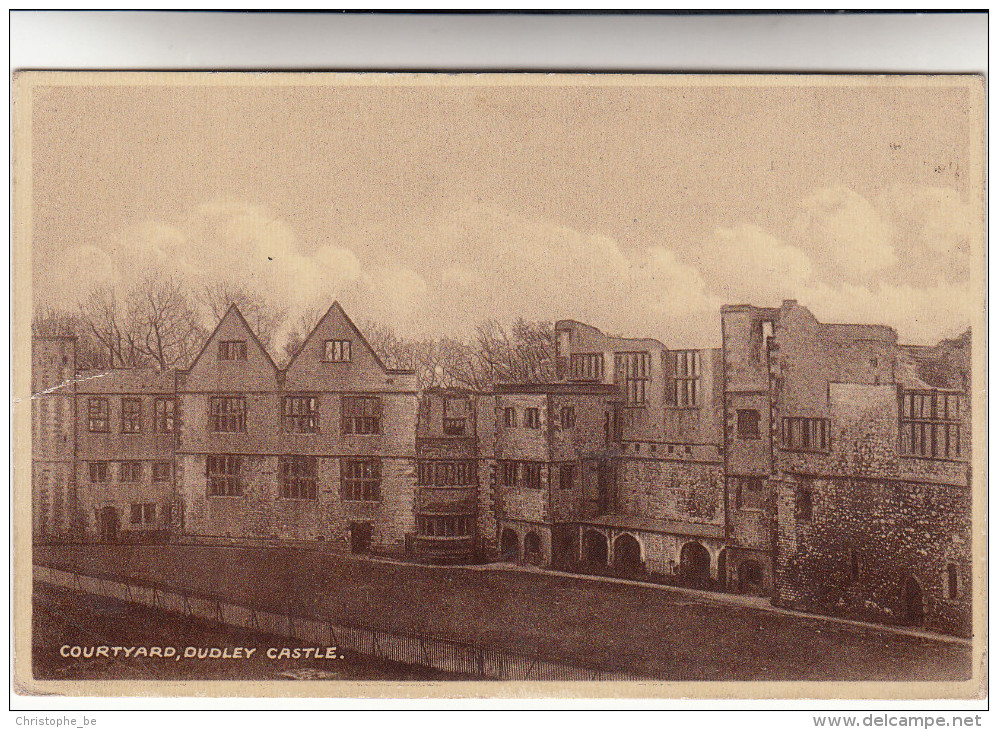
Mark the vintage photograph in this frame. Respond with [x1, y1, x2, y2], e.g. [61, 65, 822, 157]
[13, 72, 985, 698]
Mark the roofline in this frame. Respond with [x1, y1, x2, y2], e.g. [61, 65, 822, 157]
[554, 318, 666, 350]
[284, 301, 398, 376]
[186, 303, 280, 374]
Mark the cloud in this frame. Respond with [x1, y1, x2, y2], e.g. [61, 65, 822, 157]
[693, 223, 813, 304]
[873, 185, 977, 285]
[792, 186, 897, 281]
[39, 201, 370, 332]
[395, 205, 721, 345]
[802, 279, 977, 345]
[35, 190, 976, 351]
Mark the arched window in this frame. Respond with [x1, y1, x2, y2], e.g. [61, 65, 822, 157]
[849, 549, 861, 584]
[946, 563, 959, 599]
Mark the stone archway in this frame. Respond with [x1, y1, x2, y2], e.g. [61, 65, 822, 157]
[583, 529, 608, 568]
[613, 533, 643, 574]
[500, 528, 520, 562]
[680, 541, 711, 587]
[523, 531, 542, 565]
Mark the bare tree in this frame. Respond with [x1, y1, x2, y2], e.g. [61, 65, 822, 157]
[130, 278, 207, 370]
[77, 280, 206, 370]
[281, 307, 323, 366]
[80, 286, 145, 368]
[473, 318, 557, 387]
[199, 281, 288, 354]
[359, 318, 556, 391]
[32, 307, 108, 369]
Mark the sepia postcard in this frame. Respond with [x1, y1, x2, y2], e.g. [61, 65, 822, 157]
[11, 72, 986, 700]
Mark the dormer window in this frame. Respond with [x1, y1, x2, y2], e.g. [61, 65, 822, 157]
[324, 339, 352, 362]
[218, 340, 247, 361]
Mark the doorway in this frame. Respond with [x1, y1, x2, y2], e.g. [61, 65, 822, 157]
[350, 522, 373, 554]
[583, 529, 608, 568]
[902, 576, 925, 626]
[99, 507, 119, 544]
[680, 541, 711, 587]
[500, 528, 520, 562]
[523, 531, 542, 565]
[738, 560, 764, 594]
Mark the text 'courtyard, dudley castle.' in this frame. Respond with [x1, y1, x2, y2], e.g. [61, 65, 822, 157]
[32, 298, 972, 637]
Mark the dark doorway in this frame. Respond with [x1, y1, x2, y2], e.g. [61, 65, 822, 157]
[99, 507, 119, 544]
[583, 529, 608, 568]
[524, 531, 542, 565]
[680, 541, 711, 587]
[350, 522, 373, 554]
[613, 534, 643, 574]
[500, 528, 519, 562]
[738, 560, 764, 594]
[555, 529, 577, 569]
[902, 576, 925, 626]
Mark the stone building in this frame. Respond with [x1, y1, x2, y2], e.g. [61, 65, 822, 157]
[31, 337, 78, 541]
[76, 368, 177, 542]
[414, 387, 491, 562]
[177, 303, 419, 553]
[553, 320, 728, 586]
[493, 382, 620, 569]
[766, 302, 972, 636]
[29, 298, 973, 636]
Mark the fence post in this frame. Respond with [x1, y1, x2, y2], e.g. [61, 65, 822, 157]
[419, 637, 430, 668]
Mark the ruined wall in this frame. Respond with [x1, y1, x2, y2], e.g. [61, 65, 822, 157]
[616, 456, 725, 526]
[775, 474, 971, 637]
[773, 304, 897, 421]
[660, 347, 723, 445]
[771, 314, 972, 636]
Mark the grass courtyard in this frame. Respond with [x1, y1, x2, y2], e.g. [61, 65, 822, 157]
[33, 543, 972, 681]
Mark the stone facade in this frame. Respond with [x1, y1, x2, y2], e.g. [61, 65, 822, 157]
[76, 368, 176, 542]
[414, 388, 485, 562]
[31, 337, 78, 541]
[30, 299, 974, 635]
[767, 304, 972, 635]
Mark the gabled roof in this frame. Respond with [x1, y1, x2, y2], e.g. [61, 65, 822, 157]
[186, 303, 279, 373]
[285, 301, 415, 375]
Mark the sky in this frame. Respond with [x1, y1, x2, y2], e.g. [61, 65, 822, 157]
[27, 76, 983, 348]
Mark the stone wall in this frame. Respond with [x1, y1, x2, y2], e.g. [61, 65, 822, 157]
[31, 338, 78, 540]
[178, 453, 416, 550]
[775, 474, 971, 637]
[616, 457, 725, 526]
